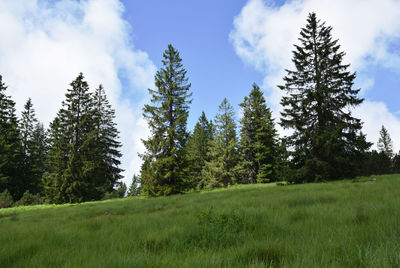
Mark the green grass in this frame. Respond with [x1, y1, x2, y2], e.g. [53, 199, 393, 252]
[1, 175, 400, 267]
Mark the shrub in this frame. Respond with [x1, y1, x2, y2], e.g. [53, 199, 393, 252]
[15, 191, 43, 206]
[0, 189, 14, 208]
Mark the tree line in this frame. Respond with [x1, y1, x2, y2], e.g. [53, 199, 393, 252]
[0, 73, 124, 207]
[137, 13, 399, 196]
[1, 13, 399, 206]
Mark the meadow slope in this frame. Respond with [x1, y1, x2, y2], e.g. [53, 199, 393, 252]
[1, 175, 400, 267]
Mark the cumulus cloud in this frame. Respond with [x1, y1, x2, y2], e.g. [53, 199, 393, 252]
[0, 0, 156, 185]
[230, 0, 400, 151]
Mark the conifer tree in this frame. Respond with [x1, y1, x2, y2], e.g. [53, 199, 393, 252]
[45, 75, 122, 203]
[393, 152, 400, 174]
[377, 125, 393, 158]
[30, 123, 47, 194]
[0, 75, 23, 199]
[202, 98, 239, 189]
[90, 85, 123, 198]
[141, 44, 192, 196]
[239, 83, 277, 184]
[45, 73, 96, 203]
[279, 13, 370, 182]
[20, 98, 46, 194]
[128, 174, 141, 196]
[186, 111, 214, 189]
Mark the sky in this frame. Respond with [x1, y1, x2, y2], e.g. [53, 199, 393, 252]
[0, 0, 399, 186]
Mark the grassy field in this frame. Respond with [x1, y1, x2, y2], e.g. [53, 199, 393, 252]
[1, 175, 400, 267]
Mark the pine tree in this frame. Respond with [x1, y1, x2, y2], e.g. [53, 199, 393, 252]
[0, 75, 23, 200]
[90, 85, 123, 198]
[128, 174, 141, 196]
[279, 13, 370, 182]
[19, 98, 46, 195]
[202, 98, 239, 189]
[141, 44, 192, 196]
[186, 111, 214, 189]
[45, 73, 95, 203]
[377, 125, 393, 158]
[30, 123, 47, 194]
[239, 83, 278, 184]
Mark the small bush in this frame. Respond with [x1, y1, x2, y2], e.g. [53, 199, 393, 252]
[15, 191, 43, 206]
[0, 189, 14, 208]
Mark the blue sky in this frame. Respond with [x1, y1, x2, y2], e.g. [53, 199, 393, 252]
[120, 0, 264, 128]
[0, 0, 399, 185]
[121, 0, 400, 128]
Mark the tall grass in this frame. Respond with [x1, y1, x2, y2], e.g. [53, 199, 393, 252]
[1, 175, 400, 267]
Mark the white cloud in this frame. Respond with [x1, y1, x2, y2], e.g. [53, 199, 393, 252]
[0, 0, 155, 186]
[231, 0, 400, 151]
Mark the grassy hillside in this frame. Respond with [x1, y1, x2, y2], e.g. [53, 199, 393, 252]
[1, 175, 400, 267]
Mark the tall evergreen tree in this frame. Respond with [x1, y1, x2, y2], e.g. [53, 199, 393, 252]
[0, 75, 23, 199]
[45, 73, 96, 203]
[202, 98, 239, 189]
[377, 125, 393, 158]
[186, 111, 214, 189]
[239, 83, 278, 184]
[20, 98, 46, 195]
[90, 85, 123, 198]
[30, 123, 47, 194]
[279, 13, 370, 182]
[141, 44, 192, 196]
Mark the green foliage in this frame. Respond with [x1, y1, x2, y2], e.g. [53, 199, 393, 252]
[0, 189, 14, 208]
[393, 152, 400, 174]
[19, 99, 47, 195]
[238, 83, 278, 184]
[141, 44, 192, 196]
[202, 98, 239, 189]
[279, 13, 371, 182]
[378, 125, 393, 158]
[89, 85, 123, 196]
[362, 150, 392, 175]
[186, 111, 214, 189]
[128, 174, 141, 196]
[45, 73, 122, 203]
[0, 75, 23, 200]
[116, 182, 127, 198]
[15, 190, 43, 206]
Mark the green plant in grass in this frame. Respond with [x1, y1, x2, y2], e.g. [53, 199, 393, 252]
[0, 189, 14, 208]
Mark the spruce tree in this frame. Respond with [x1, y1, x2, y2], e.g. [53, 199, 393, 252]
[0, 75, 23, 200]
[128, 174, 141, 196]
[279, 13, 370, 182]
[141, 44, 192, 196]
[377, 125, 393, 158]
[90, 85, 123, 198]
[202, 98, 239, 189]
[30, 123, 47, 194]
[239, 83, 278, 184]
[186, 111, 214, 189]
[20, 98, 46, 195]
[45, 73, 95, 203]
